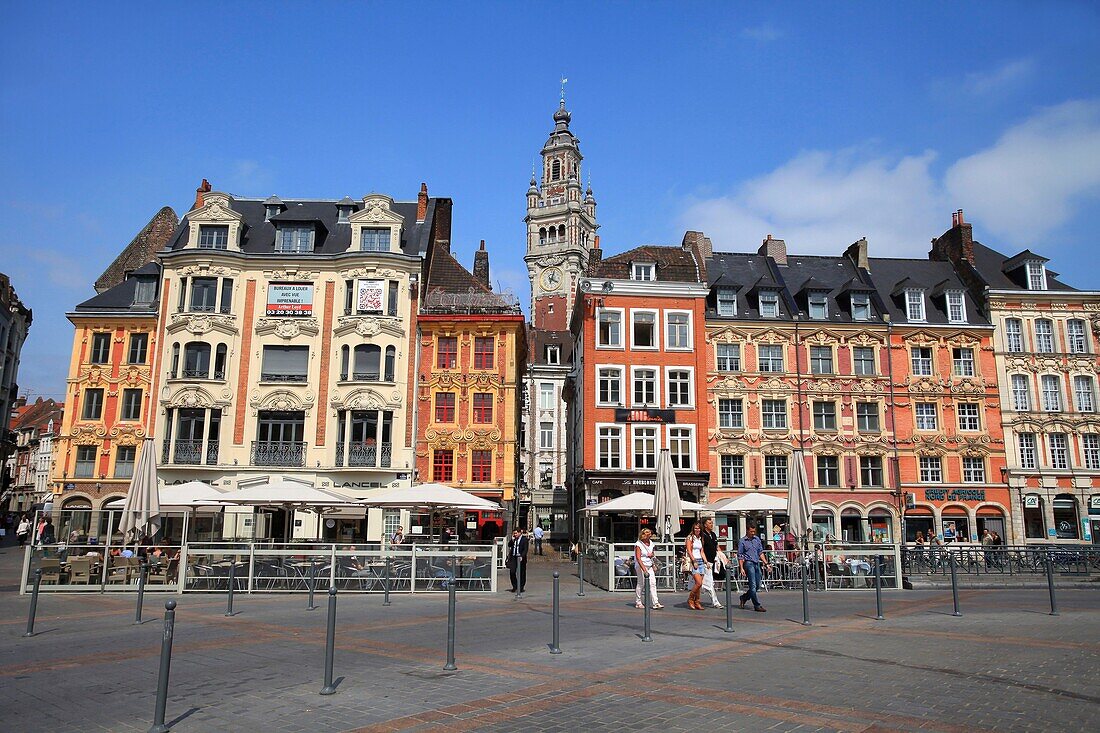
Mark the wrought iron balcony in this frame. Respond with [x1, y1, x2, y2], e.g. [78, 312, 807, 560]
[206, 441, 219, 465]
[260, 373, 308, 383]
[251, 441, 306, 467]
[335, 441, 392, 468]
[171, 439, 204, 465]
[339, 371, 380, 382]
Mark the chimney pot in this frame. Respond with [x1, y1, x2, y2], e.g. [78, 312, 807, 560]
[957, 209, 964, 225]
[194, 178, 212, 210]
[416, 182, 428, 222]
[593, 235, 600, 249]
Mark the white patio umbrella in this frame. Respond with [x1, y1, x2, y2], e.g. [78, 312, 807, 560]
[119, 438, 161, 545]
[653, 449, 684, 542]
[584, 492, 705, 513]
[214, 481, 359, 543]
[709, 492, 789, 514]
[105, 480, 225, 510]
[786, 450, 813, 548]
[354, 482, 501, 511]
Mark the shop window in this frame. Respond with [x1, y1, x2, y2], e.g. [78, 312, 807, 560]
[840, 509, 865, 543]
[1053, 495, 1080, 539]
[1023, 495, 1046, 539]
[868, 511, 893, 542]
[941, 514, 970, 543]
[812, 510, 835, 542]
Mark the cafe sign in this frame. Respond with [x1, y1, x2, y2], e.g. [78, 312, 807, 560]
[923, 489, 986, 502]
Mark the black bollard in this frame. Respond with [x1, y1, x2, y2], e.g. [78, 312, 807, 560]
[1046, 554, 1059, 616]
[23, 568, 42, 638]
[307, 560, 318, 611]
[382, 556, 391, 607]
[723, 568, 734, 633]
[801, 557, 812, 626]
[949, 553, 961, 617]
[873, 555, 884, 621]
[641, 573, 653, 642]
[320, 587, 338, 695]
[443, 577, 458, 670]
[135, 562, 148, 625]
[577, 549, 585, 597]
[148, 600, 177, 733]
[549, 571, 562, 654]
[225, 559, 237, 617]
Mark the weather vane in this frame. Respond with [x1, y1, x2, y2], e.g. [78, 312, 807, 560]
[560, 76, 568, 104]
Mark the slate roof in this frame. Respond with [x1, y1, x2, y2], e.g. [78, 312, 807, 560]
[94, 207, 178, 293]
[968, 241, 1074, 292]
[588, 245, 704, 282]
[164, 195, 444, 258]
[74, 264, 160, 314]
[867, 257, 989, 326]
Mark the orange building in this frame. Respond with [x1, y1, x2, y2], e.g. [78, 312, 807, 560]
[565, 235, 712, 540]
[414, 239, 525, 538]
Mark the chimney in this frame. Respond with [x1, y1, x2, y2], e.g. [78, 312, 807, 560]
[929, 209, 974, 266]
[758, 234, 787, 265]
[193, 178, 211, 210]
[588, 247, 603, 272]
[681, 230, 713, 259]
[416, 182, 428, 222]
[844, 237, 870, 271]
[437, 239, 450, 253]
[592, 235, 600, 249]
[473, 239, 490, 288]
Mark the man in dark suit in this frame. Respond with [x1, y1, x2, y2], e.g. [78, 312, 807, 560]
[506, 528, 529, 598]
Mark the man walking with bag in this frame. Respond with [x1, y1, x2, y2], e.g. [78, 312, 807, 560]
[699, 517, 723, 608]
[506, 528, 529, 598]
[738, 525, 768, 612]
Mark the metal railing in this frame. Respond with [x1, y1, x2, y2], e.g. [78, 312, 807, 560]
[260, 373, 308, 383]
[171, 439, 203, 465]
[339, 371, 381, 382]
[903, 544, 1100, 577]
[251, 441, 306, 466]
[335, 441, 393, 468]
[21, 544, 183, 592]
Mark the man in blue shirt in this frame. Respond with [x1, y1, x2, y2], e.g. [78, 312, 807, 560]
[737, 525, 768, 612]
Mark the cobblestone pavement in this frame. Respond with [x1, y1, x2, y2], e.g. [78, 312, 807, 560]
[1, 542, 1097, 732]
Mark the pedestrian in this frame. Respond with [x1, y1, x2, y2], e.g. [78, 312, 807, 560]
[981, 528, 994, 567]
[390, 526, 405, 547]
[737, 524, 768, 612]
[506, 528, 529, 598]
[533, 524, 544, 556]
[634, 528, 662, 609]
[440, 525, 453, 545]
[684, 521, 708, 610]
[17, 515, 31, 547]
[699, 517, 723, 608]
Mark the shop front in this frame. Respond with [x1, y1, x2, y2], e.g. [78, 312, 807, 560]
[1090, 495, 1100, 545]
[583, 470, 709, 542]
[1018, 489, 1094, 544]
[905, 486, 1011, 544]
[807, 492, 900, 544]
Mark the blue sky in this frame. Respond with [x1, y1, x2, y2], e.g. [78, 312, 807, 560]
[2, 2, 1099, 401]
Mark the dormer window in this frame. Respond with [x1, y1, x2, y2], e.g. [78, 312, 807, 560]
[361, 227, 389, 252]
[851, 293, 871, 321]
[759, 290, 780, 318]
[631, 263, 655, 281]
[905, 289, 926, 322]
[198, 225, 228, 250]
[265, 205, 280, 221]
[716, 288, 737, 316]
[277, 225, 313, 253]
[1026, 261, 1047, 290]
[133, 278, 156, 305]
[545, 345, 560, 365]
[946, 290, 966, 323]
[808, 293, 828, 320]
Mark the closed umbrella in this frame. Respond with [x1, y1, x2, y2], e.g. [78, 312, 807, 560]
[653, 449, 683, 542]
[787, 450, 812, 547]
[119, 438, 161, 545]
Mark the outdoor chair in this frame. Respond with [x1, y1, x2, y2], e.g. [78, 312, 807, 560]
[39, 558, 61, 585]
[69, 557, 93, 585]
[105, 557, 130, 584]
[148, 558, 179, 585]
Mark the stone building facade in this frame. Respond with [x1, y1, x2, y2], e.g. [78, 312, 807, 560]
[0, 272, 32, 510]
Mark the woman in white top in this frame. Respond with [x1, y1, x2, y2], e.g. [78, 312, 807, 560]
[684, 521, 707, 610]
[634, 528, 663, 609]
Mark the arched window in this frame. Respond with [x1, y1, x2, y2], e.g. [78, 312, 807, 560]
[551, 159, 561, 180]
[353, 345, 381, 380]
[214, 344, 227, 379]
[340, 345, 350, 380]
[1053, 494, 1080, 539]
[558, 224, 565, 241]
[170, 343, 180, 378]
[539, 227, 547, 245]
[182, 342, 211, 378]
[384, 346, 396, 382]
[840, 508, 865, 542]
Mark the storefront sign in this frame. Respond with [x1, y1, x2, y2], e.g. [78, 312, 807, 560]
[924, 489, 986, 502]
[1089, 496, 1100, 514]
[356, 279, 384, 312]
[587, 471, 709, 492]
[266, 283, 313, 316]
[1024, 495, 1040, 509]
[613, 408, 677, 424]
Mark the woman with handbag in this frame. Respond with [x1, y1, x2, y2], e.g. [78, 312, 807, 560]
[634, 528, 663, 609]
[683, 521, 708, 610]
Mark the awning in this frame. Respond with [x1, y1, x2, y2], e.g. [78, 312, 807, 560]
[584, 492, 704, 514]
[354, 483, 501, 511]
[710, 492, 788, 513]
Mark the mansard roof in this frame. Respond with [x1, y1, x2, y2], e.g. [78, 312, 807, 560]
[868, 257, 989, 326]
[969, 241, 1074, 292]
[74, 263, 161, 314]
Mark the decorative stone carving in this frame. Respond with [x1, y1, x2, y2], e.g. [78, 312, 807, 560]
[70, 424, 108, 444]
[267, 269, 319, 282]
[333, 316, 405, 338]
[330, 387, 401, 411]
[177, 265, 238, 277]
[166, 312, 238, 336]
[950, 379, 987, 395]
[163, 386, 226, 410]
[255, 317, 319, 339]
[251, 388, 314, 414]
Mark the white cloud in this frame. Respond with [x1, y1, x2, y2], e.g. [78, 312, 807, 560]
[962, 58, 1035, 96]
[741, 24, 781, 43]
[680, 101, 1100, 257]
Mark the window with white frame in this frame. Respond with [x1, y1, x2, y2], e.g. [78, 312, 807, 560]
[758, 344, 784, 372]
[1041, 375, 1062, 411]
[720, 455, 745, 486]
[597, 426, 623, 469]
[856, 402, 880, 432]
[539, 383, 555, 410]
[718, 398, 744, 429]
[809, 346, 833, 374]
[952, 347, 975, 376]
[1011, 374, 1032, 411]
[716, 343, 741, 371]
[1035, 319, 1054, 352]
[762, 399, 787, 429]
[1018, 433, 1037, 470]
[860, 456, 883, 487]
[544, 345, 560, 365]
[919, 456, 942, 483]
[764, 455, 788, 486]
[360, 227, 390, 252]
[962, 456, 985, 483]
[915, 402, 938, 430]
[758, 290, 780, 318]
[631, 263, 655, 281]
[716, 289, 738, 316]
[276, 226, 314, 253]
[667, 426, 693, 469]
[1005, 318, 1024, 352]
[957, 403, 980, 431]
[816, 455, 839, 486]
[667, 369, 692, 407]
[597, 309, 622, 347]
[1082, 434, 1100, 470]
[632, 368, 658, 406]
[632, 426, 658, 470]
[946, 291, 966, 323]
[812, 401, 837, 430]
[631, 310, 657, 349]
[1075, 375, 1096, 412]
[597, 367, 622, 405]
[539, 422, 554, 450]
[1026, 261, 1047, 290]
[666, 312, 691, 349]
[808, 293, 828, 320]
[853, 347, 876, 375]
[851, 293, 871, 321]
[911, 347, 933, 376]
[905, 290, 926, 321]
[1067, 320, 1088, 353]
[1049, 433, 1069, 469]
